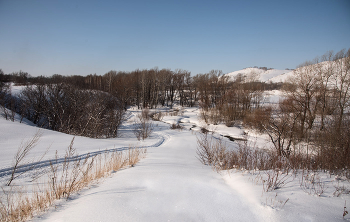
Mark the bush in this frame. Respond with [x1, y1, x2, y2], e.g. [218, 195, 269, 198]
[196, 133, 302, 172]
[196, 133, 228, 171]
[150, 111, 163, 121]
[133, 109, 154, 140]
[170, 122, 184, 130]
[19, 83, 125, 138]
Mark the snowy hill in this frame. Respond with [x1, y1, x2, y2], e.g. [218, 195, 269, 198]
[268, 70, 294, 83]
[224, 67, 293, 83]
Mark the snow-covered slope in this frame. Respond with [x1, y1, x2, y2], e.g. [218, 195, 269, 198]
[1, 107, 350, 221]
[34, 129, 277, 222]
[226, 57, 349, 84]
[268, 71, 294, 83]
[225, 68, 293, 83]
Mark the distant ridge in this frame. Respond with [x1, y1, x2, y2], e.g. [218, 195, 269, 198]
[224, 67, 293, 83]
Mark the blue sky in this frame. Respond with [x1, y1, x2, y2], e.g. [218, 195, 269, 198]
[0, 0, 349, 76]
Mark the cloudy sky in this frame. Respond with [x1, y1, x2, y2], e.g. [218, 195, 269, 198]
[0, 0, 349, 76]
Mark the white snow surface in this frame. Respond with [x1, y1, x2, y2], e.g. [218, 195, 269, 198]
[268, 71, 294, 83]
[225, 68, 293, 83]
[1, 106, 349, 222]
[33, 130, 276, 222]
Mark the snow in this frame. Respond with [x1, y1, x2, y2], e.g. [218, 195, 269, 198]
[1, 104, 350, 221]
[225, 68, 294, 83]
[10, 84, 27, 95]
[268, 71, 294, 83]
[224, 169, 350, 222]
[0, 114, 157, 171]
[263, 90, 285, 105]
[226, 67, 264, 78]
[260, 69, 293, 82]
[33, 130, 275, 222]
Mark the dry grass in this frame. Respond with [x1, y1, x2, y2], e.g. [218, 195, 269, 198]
[128, 146, 147, 167]
[263, 170, 291, 192]
[170, 122, 184, 130]
[133, 109, 154, 140]
[333, 182, 350, 197]
[196, 133, 229, 172]
[0, 139, 146, 222]
[7, 131, 43, 186]
[196, 131, 345, 175]
[196, 133, 289, 172]
[199, 108, 221, 125]
[299, 171, 327, 196]
[344, 201, 348, 219]
[150, 111, 164, 121]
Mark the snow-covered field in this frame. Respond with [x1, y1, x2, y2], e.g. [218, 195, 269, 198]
[1, 103, 350, 221]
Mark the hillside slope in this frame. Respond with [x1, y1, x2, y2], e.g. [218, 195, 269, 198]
[224, 67, 293, 83]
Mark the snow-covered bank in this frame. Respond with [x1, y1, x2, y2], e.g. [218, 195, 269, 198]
[1, 107, 349, 221]
[33, 130, 276, 222]
[0, 115, 157, 171]
[224, 169, 350, 222]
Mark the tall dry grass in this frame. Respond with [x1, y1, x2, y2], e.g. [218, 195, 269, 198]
[196, 130, 350, 176]
[7, 131, 43, 186]
[195, 132, 328, 191]
[0, 138, 146, 222]
[196, 133, 288, 172]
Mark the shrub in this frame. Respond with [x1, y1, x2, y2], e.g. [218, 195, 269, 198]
[19, 84, 125, 138]
[196, 133, 228, 171]
[170, 122, 184, 130]
[150, 111, 163, 121]
[133, 109, 154, 140]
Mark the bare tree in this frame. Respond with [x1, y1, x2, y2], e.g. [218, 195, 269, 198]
[317, 51, 336, 130]
[284, 61, 322, 138]
[246, 104, 298, 157]
[333, 49, 350, 132]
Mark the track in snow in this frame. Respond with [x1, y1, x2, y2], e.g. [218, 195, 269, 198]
[0, 131, 169, 179]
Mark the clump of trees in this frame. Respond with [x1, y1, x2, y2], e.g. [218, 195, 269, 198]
[197, 70, 274, 127]
[245, 49, 350, 176]
[1, 67, 282, 112]
[191, 48, 350, 177]
[19, 83, 124, 138]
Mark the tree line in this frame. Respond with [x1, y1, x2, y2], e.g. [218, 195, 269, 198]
[1, 67, 282, 108]
[2, 48, 349, 174]
[243, 49, 350, 175]
[0, 66, 283, 139]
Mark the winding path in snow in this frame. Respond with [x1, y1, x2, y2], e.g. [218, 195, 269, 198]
[0, 131, 168, 178]
[34, 127, 276, 222]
